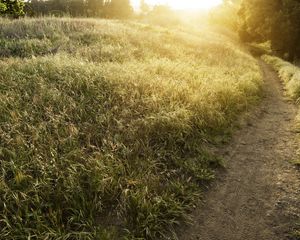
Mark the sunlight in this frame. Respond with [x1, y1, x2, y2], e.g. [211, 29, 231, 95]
[131, 0, 223, 11]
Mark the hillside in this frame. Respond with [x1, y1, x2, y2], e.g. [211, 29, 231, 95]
[0, 18, 262, 239]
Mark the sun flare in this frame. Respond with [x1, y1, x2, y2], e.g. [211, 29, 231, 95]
[132, 0, 223, 11]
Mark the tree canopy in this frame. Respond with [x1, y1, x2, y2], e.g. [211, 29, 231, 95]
[24, 0, 133, 18]
[0, 0, 25, 17]
[238, 0, 300, 60]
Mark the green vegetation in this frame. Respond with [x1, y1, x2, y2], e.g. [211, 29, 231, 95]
[0, 18, 262, 239]
[246, 42, 272, 57]
[0, 0, 24, 18]
[239, 0, 300, 60]
[2, 0, 133, 18]
[0, 2, 6, 13]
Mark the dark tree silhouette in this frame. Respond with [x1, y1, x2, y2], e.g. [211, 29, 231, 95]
[104, 0, 133, 19]
[25, 0, 133, 18]
[86, 0, 104, 17]
[239, 0, 300, 60]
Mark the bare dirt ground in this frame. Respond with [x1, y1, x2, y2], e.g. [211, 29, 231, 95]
[180, 61, 300, 240]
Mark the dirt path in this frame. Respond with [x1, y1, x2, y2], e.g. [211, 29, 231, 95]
[180, 61, 300, 240]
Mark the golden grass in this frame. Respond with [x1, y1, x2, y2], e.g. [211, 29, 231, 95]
[0, 17, 262, 239]
[262, 55, 300, 100]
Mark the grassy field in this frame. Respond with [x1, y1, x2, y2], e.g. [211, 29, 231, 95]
[0, 18, 262, 239]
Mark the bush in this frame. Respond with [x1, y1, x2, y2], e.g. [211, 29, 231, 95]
[0, 0, 25, 18]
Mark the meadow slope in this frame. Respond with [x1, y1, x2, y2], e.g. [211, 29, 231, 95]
[0, 18, 262, 239]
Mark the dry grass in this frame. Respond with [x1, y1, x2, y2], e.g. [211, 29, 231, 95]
[0, 17, 262, 239]
[262, 55, 300, 100]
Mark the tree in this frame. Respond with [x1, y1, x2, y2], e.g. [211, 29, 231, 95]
[238, 0, 300, 60]
[0, 0, 25, 17]
[104, 0, 133, 19]
[0, 2, 6, 13]
[48, 0, 68, 15]
[86, 0, 104, 17]
[26, 0, 133, 18]
[68, 0, 86, 17]
[140, 0, 149, 15]
[146, 5, 180, 27]
[26, 0, 88, 17]
[210, 0, 241, 30]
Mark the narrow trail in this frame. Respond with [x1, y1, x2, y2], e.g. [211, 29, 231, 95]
[181, 61, 300, 240]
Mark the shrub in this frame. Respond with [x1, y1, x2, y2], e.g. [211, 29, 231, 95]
[0, 0, 25, 18]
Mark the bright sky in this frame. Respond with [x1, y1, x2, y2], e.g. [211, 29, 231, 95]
[131, 0, 223, 10]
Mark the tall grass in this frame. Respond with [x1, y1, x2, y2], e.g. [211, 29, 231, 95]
[262, 55, 300, 100]
[0, 17, 262, 239]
